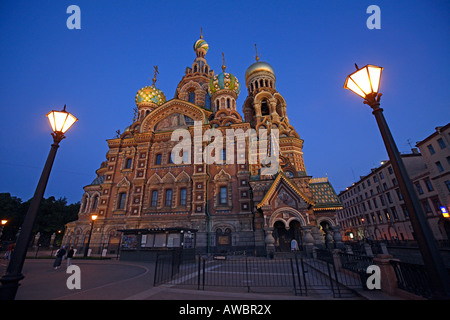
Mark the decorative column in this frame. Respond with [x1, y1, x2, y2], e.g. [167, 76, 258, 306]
[302, 226, 315, 256]
[332, 225, 344, 248]
[265, 228, 275, 258]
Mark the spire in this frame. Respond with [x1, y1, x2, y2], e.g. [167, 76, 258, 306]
[152, 65, 159, 86]
[221, 52, 226, 72]
[254, 43, 260, 62]
[200, 27, 203, 39]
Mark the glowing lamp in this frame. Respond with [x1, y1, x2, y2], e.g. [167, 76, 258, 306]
[46, 105, 78, 134]
[91, 214, 98, 221]
[1, 219, 7, 225]
[344, 64, 383, 99]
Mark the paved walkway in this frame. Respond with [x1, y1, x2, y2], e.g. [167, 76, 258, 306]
[2, 258, 401, 300]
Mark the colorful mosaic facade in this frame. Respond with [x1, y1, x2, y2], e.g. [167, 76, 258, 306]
[63, 33, 342, 255]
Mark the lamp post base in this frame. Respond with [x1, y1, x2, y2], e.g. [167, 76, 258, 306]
[0, 273, 24, 300]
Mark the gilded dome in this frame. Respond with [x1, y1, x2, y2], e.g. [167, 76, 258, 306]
[245, 61, 275, 84]
[135, 85, 166, 106]
[209, 72, 241, 97]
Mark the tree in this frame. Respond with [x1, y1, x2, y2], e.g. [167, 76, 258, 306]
[0, 193, 79, 246]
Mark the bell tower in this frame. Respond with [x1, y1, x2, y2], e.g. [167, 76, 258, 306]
[243, 45, 307, 176]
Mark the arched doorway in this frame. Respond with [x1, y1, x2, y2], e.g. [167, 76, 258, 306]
[273, 220, 303, 252]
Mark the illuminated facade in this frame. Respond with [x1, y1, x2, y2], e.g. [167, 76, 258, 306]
[63, 33, 342, 255]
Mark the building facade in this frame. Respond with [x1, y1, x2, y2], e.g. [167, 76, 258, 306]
[337, 123, 450, 242]
[416, 123, 450, 219]
[63, 34, 342, 255]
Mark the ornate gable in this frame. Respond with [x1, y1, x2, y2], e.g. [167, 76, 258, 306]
[256, 171, 314, 210]
[140, 99, 211, 133]
[117, 177, 131, 188]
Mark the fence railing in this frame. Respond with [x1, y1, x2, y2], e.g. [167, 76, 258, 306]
[24, 243, 121, 259]
[390, 260, 433, 299]
[154, 253, 364, 298]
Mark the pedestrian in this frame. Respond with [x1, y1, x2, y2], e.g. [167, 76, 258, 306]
[4, 244, 14, 260]
[53, 246, 66, 270]
[290, 239, 299, 252]
[66, 246, 74, 268]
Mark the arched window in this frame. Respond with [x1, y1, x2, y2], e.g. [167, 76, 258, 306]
[227, 98, 230, 108]
[92, 195, 99, 209]
[261, 100, 270, 116]
[188, 91, 195, 104]
[194, 65, 198, 73]
[151, 190, 158, 207]
[204, 93, 211, 109]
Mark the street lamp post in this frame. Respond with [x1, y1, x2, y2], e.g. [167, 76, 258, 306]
[84, 214, 98, 258]
[344, 64, 450, 299]
[0, 220, 7, 240]
[0, 105, 77, 300]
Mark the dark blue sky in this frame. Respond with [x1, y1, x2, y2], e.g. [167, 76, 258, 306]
[1, 0, 449, 204]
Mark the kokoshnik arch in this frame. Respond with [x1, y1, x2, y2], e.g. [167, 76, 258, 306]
[63, 32, 343, 256]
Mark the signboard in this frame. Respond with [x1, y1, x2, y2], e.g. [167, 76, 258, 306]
[440, 206, 449, 218]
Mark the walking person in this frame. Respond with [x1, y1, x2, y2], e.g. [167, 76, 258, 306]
[66, 246, 74, 268]
[53, 246, 66, 270]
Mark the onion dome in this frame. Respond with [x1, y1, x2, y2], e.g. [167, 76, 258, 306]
[135, 85, 166, 106]
[193, 38, 209, 54]
[135, 66, 166, 107]
[245, 44, 276, 86]
[193, 29, 209, 58]
[245, 61, 275, 85]
[209, 72, 240, 96]
[208, 53, 240, 97]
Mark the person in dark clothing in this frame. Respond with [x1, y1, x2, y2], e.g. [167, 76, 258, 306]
[66, 246, 75, 268]
[53, 246, 66, 270]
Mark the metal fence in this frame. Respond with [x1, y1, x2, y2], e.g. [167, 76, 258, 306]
[25, 242, 121, 259]
[390, 260, 433, 299]
[154, 252, 364, 298]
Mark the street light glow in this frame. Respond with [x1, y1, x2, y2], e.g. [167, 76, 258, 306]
[46, 105, 78, 134]
[344, 64, 383, 99]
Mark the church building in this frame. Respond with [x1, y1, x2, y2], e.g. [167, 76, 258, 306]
[63, 33, 343, 256]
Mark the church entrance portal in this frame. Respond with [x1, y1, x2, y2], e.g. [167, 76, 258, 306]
[273, 220, 303, 252]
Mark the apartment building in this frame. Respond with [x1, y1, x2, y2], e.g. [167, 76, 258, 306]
[337, 145, 450, 242]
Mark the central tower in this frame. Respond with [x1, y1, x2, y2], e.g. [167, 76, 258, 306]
[243, 46, 306, 177]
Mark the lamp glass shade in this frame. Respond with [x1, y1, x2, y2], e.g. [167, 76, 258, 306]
[344, 64, 383, 99]
[1, 219, 7, 225]
[91, 214, 98, 221]
[46, 109, 78, 134]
